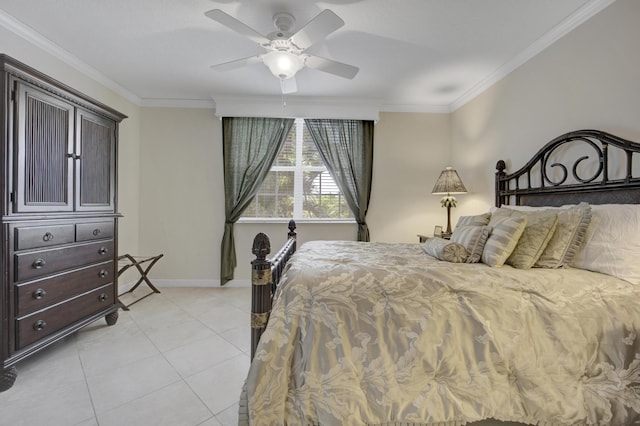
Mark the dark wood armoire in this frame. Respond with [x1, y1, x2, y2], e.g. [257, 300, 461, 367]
[0, 55, 126, 391]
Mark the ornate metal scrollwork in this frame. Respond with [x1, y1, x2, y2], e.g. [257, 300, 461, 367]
[495, 129, 640, 208]
[542, 137, 604, 186]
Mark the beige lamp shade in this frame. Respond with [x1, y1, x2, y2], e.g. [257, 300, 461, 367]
[432, 166, 467, 195]
[432, 166, 467, 238]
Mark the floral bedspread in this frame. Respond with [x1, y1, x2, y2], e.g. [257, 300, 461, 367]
[243, 241, 640, 425]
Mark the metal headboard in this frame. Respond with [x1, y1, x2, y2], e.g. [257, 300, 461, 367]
[496, 130, 640, 207]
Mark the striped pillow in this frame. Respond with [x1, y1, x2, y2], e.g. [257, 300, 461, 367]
[506, 203, 591, 268]
[505, 212, 558, 269]
[481, 215, 527, 267]
[451, 225, 491, 263]
[456, 212, 491, 227]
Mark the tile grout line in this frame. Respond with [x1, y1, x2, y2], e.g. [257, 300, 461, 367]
[72, 332, 101, 426]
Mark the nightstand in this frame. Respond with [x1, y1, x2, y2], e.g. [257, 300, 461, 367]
[417, 234, 450, 243]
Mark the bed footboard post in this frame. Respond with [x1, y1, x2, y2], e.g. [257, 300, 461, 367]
[288, 219, 297, 246]
[251, 233, 272, 360]
[496, 160, 506, 207]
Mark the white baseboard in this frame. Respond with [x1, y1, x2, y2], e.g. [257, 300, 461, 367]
[118, 280, 136, 294]
[219, 279, 251, 288]
[119, 278, 251, 289]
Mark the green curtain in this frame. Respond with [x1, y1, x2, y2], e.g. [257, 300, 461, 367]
[221, 117, 295, 285]
[304, 119, 374, 241]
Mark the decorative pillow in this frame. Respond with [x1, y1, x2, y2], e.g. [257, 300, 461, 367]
[423, 238, 468, 263]
[572, 204, 640, 285]
[506, 202, 591, 267]
[481, 214, 527, 267]
[451, 225, 491, 263]
[504, 211, 558, 269]
[455, 212, 491, 227]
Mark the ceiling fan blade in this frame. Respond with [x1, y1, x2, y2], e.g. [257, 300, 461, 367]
[210, 56, 263, 72]
[281, 77, 298, 94]
[305, 55, 359, 79]
[290, 9, 344, 50]
[204, 9, 270, 45]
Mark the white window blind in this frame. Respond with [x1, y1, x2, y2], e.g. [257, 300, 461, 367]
[242, 118, 353, 220]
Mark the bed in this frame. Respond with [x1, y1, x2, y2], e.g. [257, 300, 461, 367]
[240, 130, 640, 425]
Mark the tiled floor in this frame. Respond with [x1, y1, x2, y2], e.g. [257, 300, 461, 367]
[0, 286, 251, 426]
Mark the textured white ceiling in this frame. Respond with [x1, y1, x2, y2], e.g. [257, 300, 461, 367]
[0, 0, 612, 111]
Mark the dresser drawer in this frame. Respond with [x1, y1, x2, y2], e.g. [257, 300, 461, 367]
[14, 240, 114, 282]
[76, 221, 114, 242]
[16, 262, 114, 316]
[16, 284, 115, 349]
[14, 224, 75, 250]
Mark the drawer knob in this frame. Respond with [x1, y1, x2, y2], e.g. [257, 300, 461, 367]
[93, 229, 101, 236]
[33, 320, 47, 331]
[32, 288, 47, 300]
[98, 247, 108, 255]
[99, 293, 109, 302]
[42, 232, 54, 242]
[32, 258, 46, 269]
[99, 269, 109, 278]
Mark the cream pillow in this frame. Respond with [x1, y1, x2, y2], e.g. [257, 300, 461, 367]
[455, 212, 491, 227]
[506, 203, 591, 268]
[482, 214, 527, 267]
[505, 212, 558, 269]
[423, 238, 468, 263]
[572, 204, 640, 285]
[451, 225, 491, 263]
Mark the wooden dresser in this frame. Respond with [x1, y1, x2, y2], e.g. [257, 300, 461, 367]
[0, 55, 126, 391]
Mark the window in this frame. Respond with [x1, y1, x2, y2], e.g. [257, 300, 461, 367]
[242, 119, 353, 220]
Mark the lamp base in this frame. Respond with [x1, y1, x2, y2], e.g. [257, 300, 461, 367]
[445, 205, 453, 237]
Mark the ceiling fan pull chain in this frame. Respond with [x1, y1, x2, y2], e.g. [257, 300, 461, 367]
[280, 79, 287, 108]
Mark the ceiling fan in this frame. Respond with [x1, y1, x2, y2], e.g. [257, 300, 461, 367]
[204, 8, 359, 94]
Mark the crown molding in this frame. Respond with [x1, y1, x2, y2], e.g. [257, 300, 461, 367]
[140, 98, 216, 109]
[213, 95, 381, 120]
[450, 0, 616, 111]
[0, 9, 141, 105]
[1, 0, 615, 113]
[380, 103, 452, 114]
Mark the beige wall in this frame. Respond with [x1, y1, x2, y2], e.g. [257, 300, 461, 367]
[138, 108, 224, 282]
[451, 0, 640, 216]
[137, 110, 451, 283]
[369, 112, 451, 242]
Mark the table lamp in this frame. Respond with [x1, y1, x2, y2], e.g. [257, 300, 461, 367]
[432, 166, 467, 238]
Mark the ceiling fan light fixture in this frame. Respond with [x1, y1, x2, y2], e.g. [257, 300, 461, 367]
[263, 51, 304, 80]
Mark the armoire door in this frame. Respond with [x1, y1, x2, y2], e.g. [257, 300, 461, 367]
[13, 82, 74, 213]
[75, 108, 116, 212]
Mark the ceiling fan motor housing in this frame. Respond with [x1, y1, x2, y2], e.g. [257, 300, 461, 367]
[273, 12, 295, 32]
